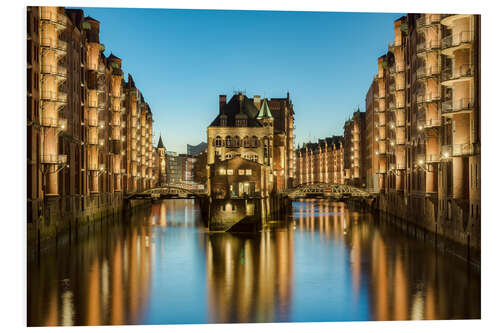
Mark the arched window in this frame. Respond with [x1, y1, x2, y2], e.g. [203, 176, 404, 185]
[243, 136, 250, 147]
[234, 136, 240, 148]
[252, 136, 258, 147]
[215, 136, 222, 147]
[225, 136, 232, 147]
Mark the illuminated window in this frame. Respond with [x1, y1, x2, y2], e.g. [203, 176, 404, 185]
[238, 169, 245, 175]
[246, 169, 252, 175]
[227, 169, 233, 175]
[219, 169, 226, 175]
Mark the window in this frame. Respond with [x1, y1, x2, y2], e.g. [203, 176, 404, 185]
[238, 169, 245, 175]
[243, 136, 250, 147]
[215, 136, 222, 147]
[246, 169, 252, 175]
[252, 136, 258, 147]
[219, 168, 226, 175]
[269, 174, 273, 182]
[225, 136, 232, 147]
[234, 136, 240, 147]
[227, 169, 233, 175]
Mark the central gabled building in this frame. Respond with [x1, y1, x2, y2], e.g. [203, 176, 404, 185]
[206, 92, 295, 198]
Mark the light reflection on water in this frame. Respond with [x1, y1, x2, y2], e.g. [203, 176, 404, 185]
[27, 199, 480, 326]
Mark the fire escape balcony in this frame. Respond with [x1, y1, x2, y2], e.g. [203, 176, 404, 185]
[416, 15, 441, 30]
[88, 137, 104, 146]
[424, 118, 441, 129]
[441, 98, 474, 116]
[417, 65, 440, 80]
[416, 40, 440, 55]
[40, 116, 67, 131]
[40, 64, 67, 79]
[451, 142, 480, 156]
[40, 9, 67, 28]
[441, 31, 473, 56]
[40, 154, 67, 165]
[416, 93, 441, 105]
[40, 90, 67, 105]
[441, 64, 474, 85]
[40, 38, 67, 55]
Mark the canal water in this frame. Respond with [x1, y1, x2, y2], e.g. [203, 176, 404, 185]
[27, 199, 480, 326]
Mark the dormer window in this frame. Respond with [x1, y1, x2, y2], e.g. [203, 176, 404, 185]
[236, 119, 247, 127]
[220, 118, 227, 126]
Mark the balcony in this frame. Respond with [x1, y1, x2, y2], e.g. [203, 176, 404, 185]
[40, 116, 66, 130]
[424, 118, 441, 128]
[441, 64, 474, 84]
[425, 154, 441, 163]
[416, 40, 440, 54]
[416, 15, 441, 30]
[40, 90, 66, 104]
[416, 65, 440, 80]
[40, 9, 67, 28]
[452, 142, 480, 156]
[416, 93, 441, 104]
[441, 98, 474, 115]
[41, 154, 67, 165]
[441, 31, 473, 55]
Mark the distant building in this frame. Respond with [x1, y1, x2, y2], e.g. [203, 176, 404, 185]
[295, 136, 344, 186]
[165, 151, 182, 185]
[343, 109, 366, 188]
[187, 142, 207, 156]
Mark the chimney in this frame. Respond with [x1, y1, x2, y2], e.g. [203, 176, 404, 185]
[219, 95, 226, 114]
[253, 95, 261, 109]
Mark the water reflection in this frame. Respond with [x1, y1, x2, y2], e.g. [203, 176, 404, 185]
[27, 199, 480, 326]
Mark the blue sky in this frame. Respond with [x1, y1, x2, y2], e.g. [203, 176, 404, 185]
[80, 7, 403, 153]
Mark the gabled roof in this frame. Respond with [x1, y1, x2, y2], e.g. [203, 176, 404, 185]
[108, 53, 121, 61]
[256, 99, 273, 119]
[209, 94, 262, 127]
[84, 16, 100, 23]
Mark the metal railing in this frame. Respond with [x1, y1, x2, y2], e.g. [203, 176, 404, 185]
[441, 63, 474, 82]
[416, 93, 441, 104]
[441, 31, 473, 50]
[40, 154, 67, 164]
[441, 98, 474, 114]
[424, 118, 441, 128]
[40, 116, 59, 127]
[426, 154, 441, 163]
[452, 143, 479, 156]
[416, 14, 441, 29]
[416, 65, 440, 80]
[40, 9, 67, 27]
[416, 40, 440, 53]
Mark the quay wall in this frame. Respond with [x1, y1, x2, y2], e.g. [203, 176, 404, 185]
[374, 191, 480, 267]
[27, 194, 152, 256]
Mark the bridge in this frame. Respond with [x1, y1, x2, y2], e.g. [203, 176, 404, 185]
[282, 182, 374, 201]
[125, 185, 207, 200]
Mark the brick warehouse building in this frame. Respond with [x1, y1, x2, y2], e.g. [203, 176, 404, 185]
[295, 136, 344, 186]
[363, 13, 480, 259]
[27, 6, 157, 248]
